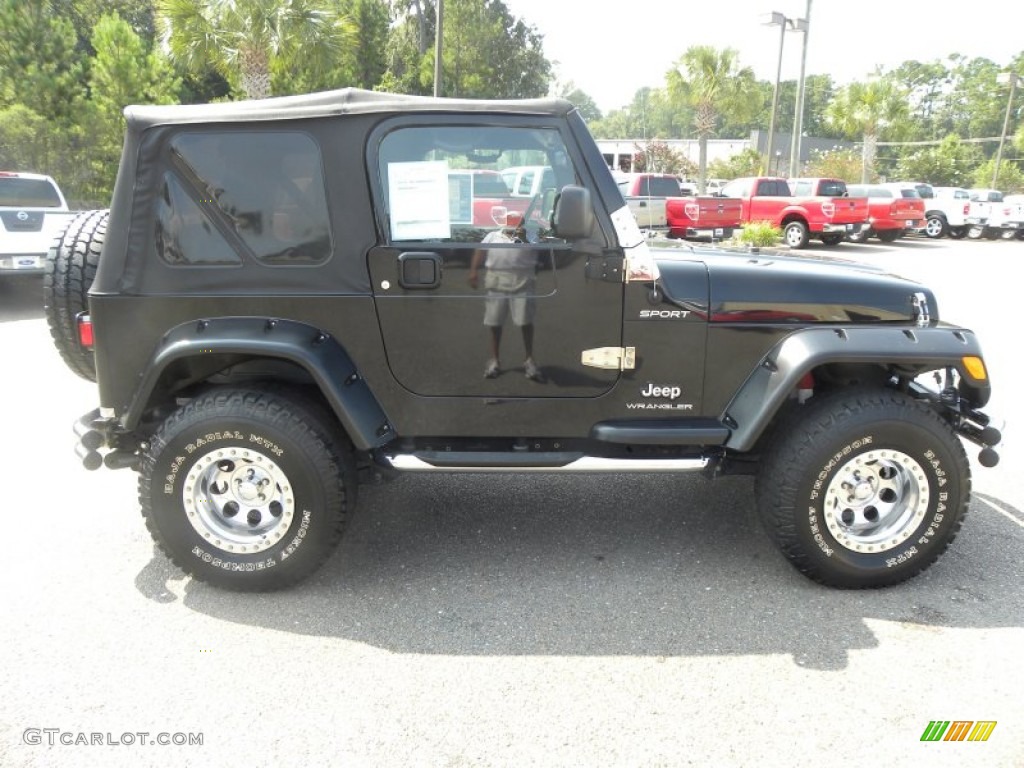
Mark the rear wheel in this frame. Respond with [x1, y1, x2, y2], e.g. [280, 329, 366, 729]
[846, 228, 870, 243]
[139, 388, 354, 591]
[43, 209, 107, 381]
[924, 214, 947, 238]
[783, 220, 810, 249]
[967, 226, 984, 239]
[756, 388, 969, 588]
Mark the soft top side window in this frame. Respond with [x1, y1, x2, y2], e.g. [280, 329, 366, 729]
[168, 131, 332, 265]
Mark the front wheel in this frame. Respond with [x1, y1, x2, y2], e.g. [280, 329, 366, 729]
[846, 228, 870, 243]
[820, 234, 843, 246]
[876, 230, 901, 243]
[139, 388, 354, 591]
[783, 221, 810, 249]
[756, 388, 969, 588]
[948, 226, 968, 239]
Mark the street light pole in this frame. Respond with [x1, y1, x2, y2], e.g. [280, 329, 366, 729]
[993, 72, 1020, 188]
[763, 12, 789, 175]
[789, 0, 812, 177]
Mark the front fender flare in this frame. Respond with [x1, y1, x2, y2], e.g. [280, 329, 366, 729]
[723, 326, 989, 451]
[123, 317, 392, 451]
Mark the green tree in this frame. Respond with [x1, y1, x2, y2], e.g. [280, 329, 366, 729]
[83, 13, 180, 202]
[380, 0, 550, 99]
[158, 0, 352, 99]
[972, 157, 1024, 192]
[825, 74, 909, 182]
[666, 46, 760, 192]
[557, 82, 602, 123]
[893, 134, 983, 187]
[708, 147, 763, 179]
[631, 140, 695, 177]
[803, 147, 863, 182]
[0, 0, 85, 124]
[51, 0, 159, 54]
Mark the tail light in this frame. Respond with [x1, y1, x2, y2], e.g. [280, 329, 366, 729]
[77, 313, 94, 349]
[889, 202, 899, 216]
[963, 204, 970, 216]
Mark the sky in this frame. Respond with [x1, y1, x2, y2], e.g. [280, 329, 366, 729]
[502, 0, 1024, 114]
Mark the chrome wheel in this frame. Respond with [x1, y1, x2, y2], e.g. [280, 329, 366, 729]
[823, 450, 928, 554]
[183, 446, 295, 554]
[924, 216, 946, 238]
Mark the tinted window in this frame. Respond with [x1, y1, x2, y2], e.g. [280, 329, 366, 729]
[170, 131, 331, 265]
[898, 188, 920, 198]
[759, 180, 789, 196]
[377, 126, 579, 244]
[155, 174, 241, 266]
[818, 180, 847, 197]
[472, 172, 511, 196]
[647, 177, 682, 197]
[0, 177, 62, 207]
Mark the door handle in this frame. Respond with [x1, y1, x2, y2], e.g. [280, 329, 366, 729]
[397, 252, 442, 289]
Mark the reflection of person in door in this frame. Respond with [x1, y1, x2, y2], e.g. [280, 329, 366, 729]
[468, 211, 543, 381]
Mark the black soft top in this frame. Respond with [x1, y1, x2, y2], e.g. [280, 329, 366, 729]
[125, 87, 575, 128]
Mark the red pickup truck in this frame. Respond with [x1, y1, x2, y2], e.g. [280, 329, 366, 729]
[844, 183, 926, 242]
[616, 172, 742, 240]
[718, 176, 870, 249]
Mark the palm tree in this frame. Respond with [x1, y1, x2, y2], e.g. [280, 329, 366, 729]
[159, 0, 351, 99]
[826, 75, 908, 182]
[667, 46, 758, 193]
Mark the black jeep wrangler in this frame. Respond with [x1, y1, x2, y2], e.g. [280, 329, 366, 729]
[45, 89, 1001, 591]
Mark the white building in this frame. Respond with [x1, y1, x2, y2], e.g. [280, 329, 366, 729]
[595, 138, 751, 173]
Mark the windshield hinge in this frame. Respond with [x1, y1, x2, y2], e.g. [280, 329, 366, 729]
[581, 346, 636, 370]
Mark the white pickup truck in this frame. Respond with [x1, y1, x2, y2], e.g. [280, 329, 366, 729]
[1, 171, 77, 276]
[965, 188, 1024, 240]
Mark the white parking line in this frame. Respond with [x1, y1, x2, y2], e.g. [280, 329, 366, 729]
[976, 495, 1024, 529]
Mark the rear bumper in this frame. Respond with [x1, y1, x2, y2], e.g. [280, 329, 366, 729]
[0, 254, 46, 274]
[821, 222, 866, 234]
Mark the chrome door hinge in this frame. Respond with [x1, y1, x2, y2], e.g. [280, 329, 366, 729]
[581, 346, 636, 370]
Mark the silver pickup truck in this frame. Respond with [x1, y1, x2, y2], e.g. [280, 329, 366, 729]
[1, 171, 77, 276]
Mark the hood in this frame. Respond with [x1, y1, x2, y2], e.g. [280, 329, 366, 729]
[653, 244, 936, 324]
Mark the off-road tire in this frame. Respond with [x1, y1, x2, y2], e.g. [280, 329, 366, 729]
[139, 388, 354, 591]
[783, 220, 810, 249]
[756, 388, 969, 588]
[43, 209, 107, 381]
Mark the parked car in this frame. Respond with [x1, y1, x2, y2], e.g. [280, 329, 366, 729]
[0, 171, 77, 277]
[966, 188, 1024, 239]
[845, 184, 926, 242]
[926, 186, 973, 239]
[894, 181, 971, 239]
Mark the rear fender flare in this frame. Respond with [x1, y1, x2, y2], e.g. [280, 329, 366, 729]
[723, 326, 989, 451]
[123, 317, 392, 451]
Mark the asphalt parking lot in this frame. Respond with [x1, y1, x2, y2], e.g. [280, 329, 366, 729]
[1, 236, 1021, 768]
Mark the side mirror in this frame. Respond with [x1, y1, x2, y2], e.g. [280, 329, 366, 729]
[551, 185, 594, 240]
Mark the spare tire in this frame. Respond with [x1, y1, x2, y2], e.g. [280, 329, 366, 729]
[43, 209, 108, 382]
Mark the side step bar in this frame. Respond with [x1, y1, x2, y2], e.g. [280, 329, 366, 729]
[379, 452, 709, 473]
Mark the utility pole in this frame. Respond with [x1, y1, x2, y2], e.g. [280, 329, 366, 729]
[993, 72, 1020, 188]
[433, 0, 444, 97]
[789, 0, 812, 177]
